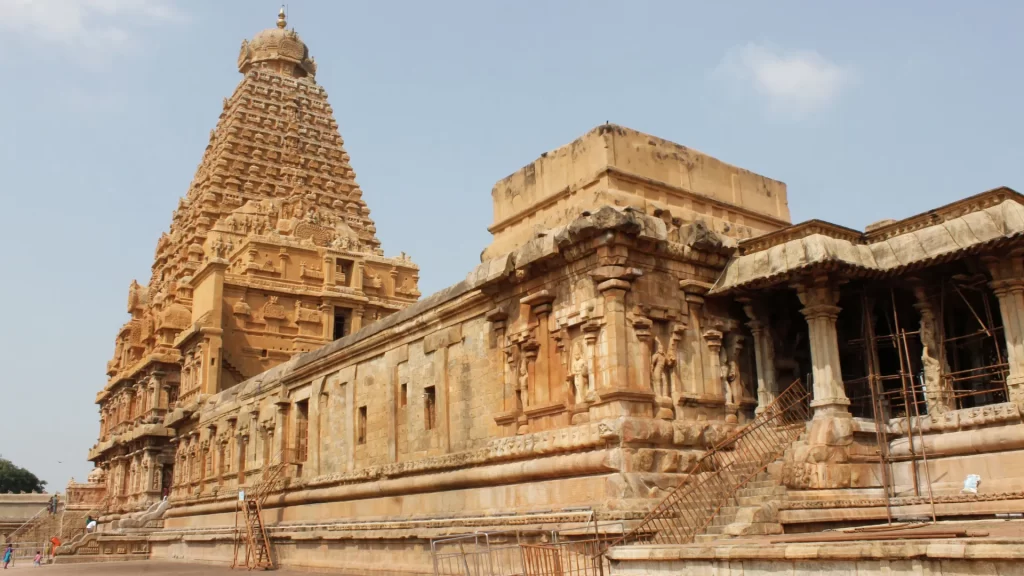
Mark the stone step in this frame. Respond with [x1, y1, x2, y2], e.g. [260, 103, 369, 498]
[712, 510, 737, 524]
[694, 533, 731, 544]
[736, 487, 786, 499]
[703, 524, 725, 535]
[737, 477, 774, 485]
[735, 495, 775, 507]
[721, 521, 784, 537]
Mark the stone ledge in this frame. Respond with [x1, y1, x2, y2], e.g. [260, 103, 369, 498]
[606, 538, 1024, 562]
[780, 498, 1024, 525]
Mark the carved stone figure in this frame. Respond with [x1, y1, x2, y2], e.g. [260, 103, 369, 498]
[918, 300, 954, 415]
[518, 355, 530, 409]
[571, 342, 589, 404]
[651, 337, 668, 398]
[722, 333, 744, 406]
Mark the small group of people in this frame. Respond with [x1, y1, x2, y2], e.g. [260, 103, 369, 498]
[3, 542, 50, 568]
[46, 494, 59, 516]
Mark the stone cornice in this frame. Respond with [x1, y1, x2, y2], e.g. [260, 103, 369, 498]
[738, 186, 1023, 257]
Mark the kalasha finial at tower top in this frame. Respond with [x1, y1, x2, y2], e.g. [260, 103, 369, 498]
[277, 6, 287, 29]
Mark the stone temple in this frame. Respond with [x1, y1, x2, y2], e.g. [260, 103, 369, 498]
[61, 10, 1024, 575]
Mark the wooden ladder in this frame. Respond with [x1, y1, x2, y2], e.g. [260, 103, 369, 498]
[232, 454, 286, 571]
[242, 497, 274, 570]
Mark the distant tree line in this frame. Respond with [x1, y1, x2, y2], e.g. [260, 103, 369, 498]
[0, 457, 46, 493]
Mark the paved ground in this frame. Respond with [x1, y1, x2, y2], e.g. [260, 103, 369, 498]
[6, 561, 316, 574]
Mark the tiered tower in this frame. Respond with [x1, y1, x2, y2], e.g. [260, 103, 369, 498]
[89, 10, 420, 514]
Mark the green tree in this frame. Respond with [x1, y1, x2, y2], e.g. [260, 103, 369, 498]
[0, 457, 46, 493]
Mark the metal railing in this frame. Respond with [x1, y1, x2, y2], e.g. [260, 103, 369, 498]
[521, 535, 619, 576]
[432, 531, 541, 576]
[611, 379, 810, 548]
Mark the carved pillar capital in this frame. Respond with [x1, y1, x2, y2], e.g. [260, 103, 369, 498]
[486, 308, 509, 331]
[703, 329, 724, 352]
[632, 316, 653, 341]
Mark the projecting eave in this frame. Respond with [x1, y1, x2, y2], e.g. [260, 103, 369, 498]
[710, 188, 1024, 296]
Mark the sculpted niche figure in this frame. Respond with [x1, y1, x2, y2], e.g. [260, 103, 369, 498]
[722, 333, 744, 406]
[650, 334, 677, 399]
[651, 338, 668, 398]
[571, 342, 589, 403]
[518, 355, 530, 409]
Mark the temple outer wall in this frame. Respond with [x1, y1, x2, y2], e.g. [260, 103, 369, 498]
[142, 206, 751, 573]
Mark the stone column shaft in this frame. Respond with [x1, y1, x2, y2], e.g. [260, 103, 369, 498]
[521, 292, 556, 405]
[599, 281, 631, 389]
[986, 255, 1024, 404]
[795, 277, 850, 417]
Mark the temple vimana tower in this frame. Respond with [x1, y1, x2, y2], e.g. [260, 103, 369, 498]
[89, 10, 419, 509]
[66, 9, 1024, 575]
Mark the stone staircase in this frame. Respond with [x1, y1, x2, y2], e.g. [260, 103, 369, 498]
[696, 467, 787, 543]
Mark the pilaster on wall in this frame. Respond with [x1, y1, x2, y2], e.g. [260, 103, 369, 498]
[679, 280, 727, 410]
[521, 291, 557, 407]
[794, 275, 851, 418]
[985, 252, 1024, 405]
[424, 326, 464, 453]
[589, 265, 652, 418]
[307, 375, 328, 477]
[384, 345, 410, 464]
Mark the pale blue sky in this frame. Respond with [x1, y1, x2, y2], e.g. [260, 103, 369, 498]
[1, 0, 1022, 489]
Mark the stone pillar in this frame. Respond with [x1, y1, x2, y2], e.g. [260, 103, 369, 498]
[351, 306, 364, 334]
[388, 268, 399, 297]
[795, 276, 851, 417]
[632, 317, 654, 394]
[522, 291, 556, 406]
[582, 322, 600, 401]
[324, 255, 335, 287]
[591, 267, 641, 390]
[668, 322, 686, 407]
[309, 377, 326, 476]
[741, 300, 778, 414]
[125, 388, 136, 424]
[521, 340, 539, 410]
[274, 400, 289, 465]
[680, 280, 712, 404]
[144, 448, 161, 497]
[590, 265, 649, 418]
[985, 254, 1024, 405]
[150, 372, 164, 416]
[168, 436, 180, 492]
[486, 309, 512, 412]
[319, 301, 334, 341]
[133, 383, 145, 421]
[703, 329, 725, 402]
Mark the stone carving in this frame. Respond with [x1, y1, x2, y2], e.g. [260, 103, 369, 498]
[651, 337, 668, 397]
[722, 333, 745, 406]
[915, 286, 955, 416]
[518, 354, 530, 409]
[570, 342, 589, 404]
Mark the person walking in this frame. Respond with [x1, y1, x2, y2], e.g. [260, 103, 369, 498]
[33, 551, 41, 566]
[3, 544, 13, 569]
